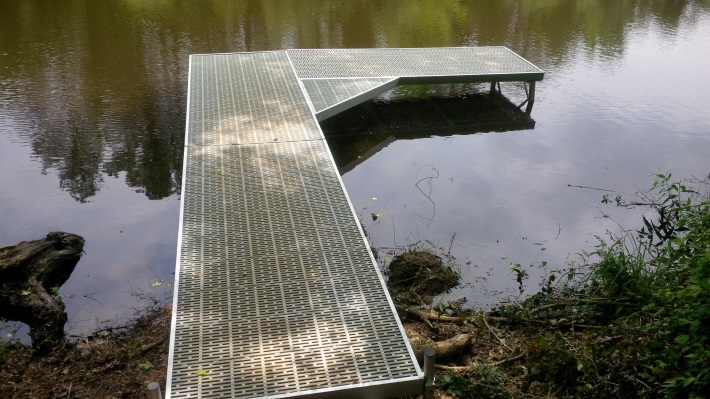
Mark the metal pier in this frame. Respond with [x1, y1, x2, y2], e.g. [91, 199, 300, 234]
[168, 47, 543, 399]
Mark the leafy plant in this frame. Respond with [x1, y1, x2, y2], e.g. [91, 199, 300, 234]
[441, 372, 474, 398]
[592, 173, 710, 397]
[440, 364, 511, 399]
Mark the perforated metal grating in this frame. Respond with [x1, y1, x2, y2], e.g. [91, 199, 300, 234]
[287, 47, 543, 80]
[169, 51, 422, 399]
[188, 53, 324, 147]
[301, 78, 397, 113]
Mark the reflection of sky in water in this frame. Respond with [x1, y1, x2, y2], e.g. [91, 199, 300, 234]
[342, 15, 710, 307]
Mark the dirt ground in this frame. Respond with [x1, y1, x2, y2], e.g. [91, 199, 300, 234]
[0, 306, 171, 399]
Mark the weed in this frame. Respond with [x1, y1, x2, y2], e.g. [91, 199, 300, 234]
[441, 363, 512, 399]
[590, 173, 710, 397]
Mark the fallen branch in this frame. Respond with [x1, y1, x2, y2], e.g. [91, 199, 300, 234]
[395, 304, 469, 323]
[424, 334, 472, 360]
[134, 338, 166, 357]
[492, 316, 607, 330]
[529, 298, 639, 314]
[396, 304, 606, 330]
[435, 351, 528, 371]
[480, 312, 512, 351]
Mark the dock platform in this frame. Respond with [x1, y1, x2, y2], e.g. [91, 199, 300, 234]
[168, 47, 543, 399]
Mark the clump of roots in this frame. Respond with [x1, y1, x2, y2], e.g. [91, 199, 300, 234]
[386, 250, 460, 303]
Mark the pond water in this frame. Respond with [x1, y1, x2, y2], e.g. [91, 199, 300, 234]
[1, 1, 709, 339]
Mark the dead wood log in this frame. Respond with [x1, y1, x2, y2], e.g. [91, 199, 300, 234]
[0, 232, 85, 352]
[396, 304, 469, 324]
[428, 333, 472, 359]
[408, 330, 473, 364]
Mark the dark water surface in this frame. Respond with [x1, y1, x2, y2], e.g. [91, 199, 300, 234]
[1, 1, 709, 338]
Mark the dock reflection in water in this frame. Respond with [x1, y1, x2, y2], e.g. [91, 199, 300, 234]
[321, 89, 535, 174]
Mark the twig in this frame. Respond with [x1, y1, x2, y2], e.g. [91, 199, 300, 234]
[133, 338, 166, 357]
[447, 233, 456, 257]
[480, 312, 512, 350]
[529, 299, 640, 314]
[414, 165, 439, 226]
[492, 351, 527, 366]
[630, 374, 652, 391]
[435, 364, 467, 371]
[492, 316, 607, 330]
[384, 206, 399, 247]
[145, 262, 162, 280]
[567, 184, 615, 192]
[395, 304, 606, 330]
[434, 351, 527, 371]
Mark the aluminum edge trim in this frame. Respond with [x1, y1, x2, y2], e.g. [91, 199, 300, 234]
[190, 50, 285, 57]
[298, 76, 399, 81]
[287, 46, 502, 52]
[504, 46, 546, 74]
[165, 53, 194, 399]
[312, 77, 400, 121]
[285, 50, 318, 115]
[253, 375, 424, 399]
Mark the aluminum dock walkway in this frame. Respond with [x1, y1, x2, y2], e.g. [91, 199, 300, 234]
[168, 47, 543, 399]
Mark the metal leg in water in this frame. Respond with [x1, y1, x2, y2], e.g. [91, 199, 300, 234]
[423, 348, 436, 399]
[147, 382, 162, 399]
[525, 80, 536, 114]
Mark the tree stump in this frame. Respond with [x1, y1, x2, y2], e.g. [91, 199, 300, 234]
[0, 232, 85, 352]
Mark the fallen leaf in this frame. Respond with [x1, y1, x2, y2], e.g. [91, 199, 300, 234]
[139, 361, 154, 371]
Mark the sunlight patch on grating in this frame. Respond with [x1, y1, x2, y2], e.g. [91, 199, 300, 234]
[187, 52, 323, 147]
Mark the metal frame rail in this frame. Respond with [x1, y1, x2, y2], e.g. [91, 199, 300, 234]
[167, 47, 543, 399]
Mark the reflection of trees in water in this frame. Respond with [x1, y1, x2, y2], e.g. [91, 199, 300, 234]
[101, 91, 183, 201]
[59, 131, 103, 203]
[0, 0, 705, 201]
[19, 86, 183, 202]
[1, 1, 185, 202]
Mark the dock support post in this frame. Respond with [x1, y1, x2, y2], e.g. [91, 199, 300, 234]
[525, 81, 536, 115]
[147, 382, 162, 399]
[423, 348, 436, 399]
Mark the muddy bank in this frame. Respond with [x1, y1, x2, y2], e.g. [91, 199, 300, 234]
[0, 306, 170, 399]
